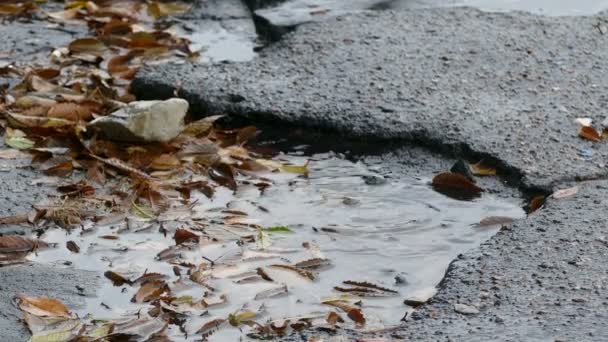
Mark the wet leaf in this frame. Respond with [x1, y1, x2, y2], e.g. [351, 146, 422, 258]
[527, 195, 546, 214]
[431, 172, 483, 200]
[255, 159, 309, 174]
[180, 116, 223, 137]
[552, 186, 579, 199]
[326, 311, 344, 326]
[322, 300, 365, 325]
[270, 264, 315, 280]
[579, 126, 601, 142]
[450, 159, 475, 182]
[173, 228, 199, 245]
[473, 216, 515, 228]
[66, 241, 79, 253]
[43, 161, 74, 177]
[150, 153, 180, 171]
[294, 258, 331, 270]
[228, 310, 257, 327]
[209, 163, 236, 190]
[132, 280, 167, 303]
[254, 284, 288, 300]
[342, 281, 398, 294]
[147, 1, 191, 19]
[104, 271, 132, 286]
[47, 103, 93, 122]
[15, 295, 72, 318]
[5, 134, 35, 149]
[131, 202, 155, 219]
[262, 226, 292, 233]
[197, 318, 225, 335]
[68, 38, 106, 55]
[0, 235, 47, 259]
[0, 149, 28, 159]
[236, 126, 258, 144]
[469, 160, 496, 176]
[110, 316, 167, 340]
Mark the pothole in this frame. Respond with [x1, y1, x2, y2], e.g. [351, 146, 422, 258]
[28, 141, 524, 340]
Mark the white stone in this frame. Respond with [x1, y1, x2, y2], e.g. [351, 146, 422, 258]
[454, 303, 479, 315]
[88, 98, 188, 143]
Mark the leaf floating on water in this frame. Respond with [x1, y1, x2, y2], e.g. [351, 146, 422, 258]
[326, 311, 344, 326]
[469, 160, 497, 176]
[450, 159, 475, 182]
[147, 1, 191, 19]
[294, 258, 331, 270]
[131, 202, 155, 220]
[66, 241, 80, 253]
[254, 284, 288, 300]
[173, 228, 199, 245]
[270, 264, 315, 280]
[0, 235, 47, 265]
[197, 318, 226, 336]
[431, 172, 483, 200]
[228, 310, 257, 327]
[342, 281, 398, 294]
[132, 280, 167, 303]
[552, 186, 579, 199]
[579, 126, 601, 142]
[262, 226, 292, 233]
[15, 295, 73, 318]
[322, 300, 365, 326]
[209, 163, 237, 190]
[473, 216, 515, 228]
[104, 271, 132, 286]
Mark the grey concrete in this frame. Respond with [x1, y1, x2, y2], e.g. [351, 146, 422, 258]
[132, 8, 608, 192]
[401, 180, 608, 341]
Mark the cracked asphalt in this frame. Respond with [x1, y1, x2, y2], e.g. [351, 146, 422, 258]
[2, 2, 608, 341]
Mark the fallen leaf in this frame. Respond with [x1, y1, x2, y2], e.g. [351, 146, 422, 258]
[0, 235, 48, 265]
[173, 228, 199, 245]
[431, 172, 483, 200]
[469, 160, 497, 176]
[66, 241, 80, 253]
[527, 195, 546, 214]
[0, 149, 28, 159]
[270, 264, 315, 280]
[579, 126, 601, 142]
[294, 258, 331, 270]
[132, 280, 167, 303]
[5, 130, 35, 150]
[104, 271, 132, 286]
[322, 300, 365, 325]
[254, 284, 288, 300]
[147, 1, 191, 19]
[326, 311, 344, 326]
[197, 318, 225, 336]
[209, 163, 236, 190]
[68, 38, 106, 55]
[552, 186, 579, 199]
[228, 310, 257, 327]
[43, 161, 74, 177]
[262, 226, 292, 233]
[15, 295, 72, 318]
[150, 153, 180, 171]
[473, 216, 515, 228]
[47, 102, 93, 121]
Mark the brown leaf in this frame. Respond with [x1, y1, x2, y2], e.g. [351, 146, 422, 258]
[66, 241, 80, 253]
[173, 228, 199, 245]
[469, 160, 497, 176]
[196, 318, 225, 335]
[254, 284, 288, 300]
[33, 68, 60, 80]
[552, 186, 579, 199]
[47, 103, 93, 121]
[322, 300, 365, 325]
[57, 181, 95, 197]
[15, 295, 72, 318]
[270, 264, 315, 280]
[68, 38, 107, 55]
[0, 235, 47, 253]
[236, 126, 258, 145]
[579, 126, 601, 142]
[132, 280, 167, 303]
[208, 163, 236, 190]
[0, 214, 29, 225]
[431, 172, 483, 200]
[150, 154, 180, 171]
[105, 271, 132, 286]
[527, 195, 546, 214]
[326, 311, 344, 326]
[341, 280, 398, 294]
[294, 258, 331, 270]
[43, 161, 74, 177]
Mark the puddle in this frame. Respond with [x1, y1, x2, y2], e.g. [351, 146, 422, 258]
[177, 23, 257, 63]
[391, 0, 608, 16]
[31, 148, 524, 340]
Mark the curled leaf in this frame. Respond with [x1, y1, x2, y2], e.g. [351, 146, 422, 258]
[579, 126, 601, 142]
[431, 172, 483, 200]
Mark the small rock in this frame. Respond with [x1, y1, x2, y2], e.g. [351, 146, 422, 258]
[454, 303, 479, 315]
[88, 98, 188, 143]
[362, 174, 386, 185]
[404, 287, 436, 307]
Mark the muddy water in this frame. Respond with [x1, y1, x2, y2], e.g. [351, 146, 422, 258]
[30, 149, 524, 340]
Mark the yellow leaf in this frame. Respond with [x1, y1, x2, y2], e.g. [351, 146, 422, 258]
[469, 160, 496, 176]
